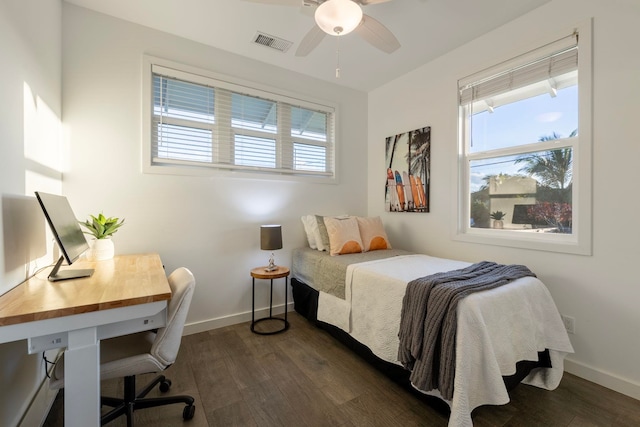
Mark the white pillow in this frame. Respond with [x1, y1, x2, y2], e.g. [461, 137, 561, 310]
[314, 215, 329, 251]
[312, 214, 350, 252]
[301, 215, 318, 249]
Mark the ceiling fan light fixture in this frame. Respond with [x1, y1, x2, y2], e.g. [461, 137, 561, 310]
[315, 0, 363, 36]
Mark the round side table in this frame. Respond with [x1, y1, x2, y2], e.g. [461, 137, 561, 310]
[250, 265, 290, 335]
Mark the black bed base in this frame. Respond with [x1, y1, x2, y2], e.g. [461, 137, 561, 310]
[291, 277, 551, 412]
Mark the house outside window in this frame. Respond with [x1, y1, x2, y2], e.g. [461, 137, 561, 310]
[143, 57, 336, 181]
[456, 23, 592, 255]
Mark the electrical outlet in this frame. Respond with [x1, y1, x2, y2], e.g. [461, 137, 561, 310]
[561, 315, 575, 334]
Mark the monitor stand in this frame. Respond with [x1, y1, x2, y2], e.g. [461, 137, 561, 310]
[48, 256, 94, 282]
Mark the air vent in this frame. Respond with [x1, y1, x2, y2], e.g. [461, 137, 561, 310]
[253, 32, 293, 53]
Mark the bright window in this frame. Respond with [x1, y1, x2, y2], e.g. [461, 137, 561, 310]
[143, 57, 336, 180]
[457, 25, 592, 254]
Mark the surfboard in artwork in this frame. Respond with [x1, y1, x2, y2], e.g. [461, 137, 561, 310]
[402, 171, 414, 210]
[395, 171, 405, 211]
[387, 178, 399, 211]
[386, 168, 399, 211]
[409, 174, 421, 208]
[416, 176, 427, 210]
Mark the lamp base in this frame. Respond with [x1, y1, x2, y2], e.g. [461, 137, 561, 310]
[265, 252, 277, 272]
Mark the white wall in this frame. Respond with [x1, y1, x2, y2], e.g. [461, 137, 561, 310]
[61, 4, 368, 332]
[369, 0, 640, 399]
[0, 0, 62, 425]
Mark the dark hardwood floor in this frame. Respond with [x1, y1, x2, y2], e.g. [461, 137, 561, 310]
[44, 312, 640, 426]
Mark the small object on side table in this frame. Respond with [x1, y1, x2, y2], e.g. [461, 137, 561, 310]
[250, 265, 290, 335]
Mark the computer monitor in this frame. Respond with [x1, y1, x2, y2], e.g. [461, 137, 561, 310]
[35, 191, 94, 282]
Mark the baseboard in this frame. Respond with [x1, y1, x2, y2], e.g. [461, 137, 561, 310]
[564, 358, 640, 401]
[182, 301, 294, 336]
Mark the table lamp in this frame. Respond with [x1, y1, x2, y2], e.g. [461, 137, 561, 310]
[260, 225, 282, 272]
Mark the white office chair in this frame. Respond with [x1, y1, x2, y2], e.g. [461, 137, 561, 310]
[50, 267, 197, 426]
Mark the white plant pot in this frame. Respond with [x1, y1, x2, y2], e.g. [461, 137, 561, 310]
[90, 238, 114, 261]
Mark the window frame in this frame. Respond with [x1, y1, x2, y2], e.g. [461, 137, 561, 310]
[453, 21, 592, 255]
[142, 56, 338, 183]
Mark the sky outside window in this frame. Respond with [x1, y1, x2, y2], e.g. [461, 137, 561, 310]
[469, 85, 578, 192]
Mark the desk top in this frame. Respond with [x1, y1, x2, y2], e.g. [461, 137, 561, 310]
[0, 253, 171, 326]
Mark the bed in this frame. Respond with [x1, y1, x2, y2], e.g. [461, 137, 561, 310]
[291, 247, 574, 427]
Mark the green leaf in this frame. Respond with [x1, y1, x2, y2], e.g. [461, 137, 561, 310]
[80, 213, 124, 238]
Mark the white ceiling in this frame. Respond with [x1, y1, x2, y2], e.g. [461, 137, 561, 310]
[64, 0, 551, 92]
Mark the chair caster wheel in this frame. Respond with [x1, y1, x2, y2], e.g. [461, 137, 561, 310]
[159, 378, 172, 393]
[183, 404, 195, 420]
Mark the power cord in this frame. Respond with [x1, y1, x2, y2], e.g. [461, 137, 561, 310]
[42, 352, 56, 379]
[16, 262, 56, 288]
[33, 264, 53, 276]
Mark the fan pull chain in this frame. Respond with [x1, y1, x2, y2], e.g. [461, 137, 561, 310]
[335, 33, 341, 78]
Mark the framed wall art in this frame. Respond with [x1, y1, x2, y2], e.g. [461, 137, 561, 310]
[385, 126, 430, 213]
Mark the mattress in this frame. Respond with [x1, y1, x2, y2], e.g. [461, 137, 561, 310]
[290, 247, 574, 427]
[292, 247, 412, 299]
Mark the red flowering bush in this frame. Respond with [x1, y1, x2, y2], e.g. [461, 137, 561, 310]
[527, 202, 572, 233]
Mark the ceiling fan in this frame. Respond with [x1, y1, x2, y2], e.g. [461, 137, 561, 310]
[244, 0, 401, 57]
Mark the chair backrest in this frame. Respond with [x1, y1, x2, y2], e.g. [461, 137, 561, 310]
[151, 267, 195, 366]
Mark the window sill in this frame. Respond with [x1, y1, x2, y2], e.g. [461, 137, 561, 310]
[142, 162, 338, 184]
[453, 227, 591, 256]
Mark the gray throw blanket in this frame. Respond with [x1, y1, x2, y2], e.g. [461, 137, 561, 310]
[397, 261, 536, 400]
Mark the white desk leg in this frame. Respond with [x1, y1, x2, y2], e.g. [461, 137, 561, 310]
[65, 327, 100, 427]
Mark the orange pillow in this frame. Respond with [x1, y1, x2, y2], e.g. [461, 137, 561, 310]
[324, 216, 363, 256]
[357, 216, 392, 251]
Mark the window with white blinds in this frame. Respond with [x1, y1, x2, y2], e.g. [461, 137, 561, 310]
[455, 24, 593, 255]
[146, 60, 335, 179]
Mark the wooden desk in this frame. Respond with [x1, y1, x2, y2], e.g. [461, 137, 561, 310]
[0, 253, 171, 427]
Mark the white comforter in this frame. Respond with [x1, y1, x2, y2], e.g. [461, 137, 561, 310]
[317, 254, 574, 427]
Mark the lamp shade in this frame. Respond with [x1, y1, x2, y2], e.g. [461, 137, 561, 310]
[260, 225, 282, 251]
[315, 0, 363, 36]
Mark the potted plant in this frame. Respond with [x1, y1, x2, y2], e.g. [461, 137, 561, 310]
[79, 213, 125, 260]
[490, 211, 506, 229]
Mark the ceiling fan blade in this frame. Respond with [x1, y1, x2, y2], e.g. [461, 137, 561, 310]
[357, 0, 393, 4]
[295, 25, 326, 57]
[243, 0, 318, 14]
[299, 3, 316, 17]
[242, 0, 302, 5]
[354, 14, 400, 53]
